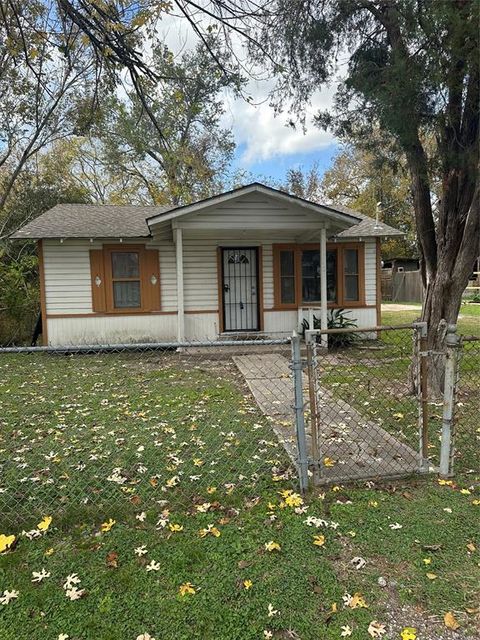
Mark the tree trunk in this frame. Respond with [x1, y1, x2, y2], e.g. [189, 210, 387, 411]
[420, 273, 464, 395]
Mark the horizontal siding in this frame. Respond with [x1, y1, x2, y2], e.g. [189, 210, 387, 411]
[48, 315, 177, 346]
[44, 241, 92, 313]
[43, 239, 177, 315]
[364, 239, 377, 306]
[182, 237, 278, 312]
[177, 194, 343, 230]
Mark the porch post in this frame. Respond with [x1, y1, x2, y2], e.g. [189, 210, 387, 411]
[174, 226, 185, 342]
[320, 227, 328, 349]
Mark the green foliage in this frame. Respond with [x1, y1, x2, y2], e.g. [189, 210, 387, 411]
[82, 39, 240, 206]
[320, 143, 418, 258]
[0, 251, 39, 346]
[301, 308, 358, 349]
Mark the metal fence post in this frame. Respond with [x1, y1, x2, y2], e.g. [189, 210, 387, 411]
[291, 331, 309, 493]
[305, 336, 320, 484]
[414, 321, 429, 472]
[439, 325, 460, 478]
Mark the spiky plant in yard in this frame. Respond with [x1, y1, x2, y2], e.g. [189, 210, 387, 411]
[301, 309, 358, 349]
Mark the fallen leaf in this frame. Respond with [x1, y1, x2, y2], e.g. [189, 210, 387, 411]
[37, 516, 52, 532]
[466, 542, 476, 553]
[426, 572, 437, 580]
[367, 620, 386, 638]
[444, 611, 460, 630]
[0, 534, 15, 554]
[106, 551, 118, 568]
[400, 628, 417, 640]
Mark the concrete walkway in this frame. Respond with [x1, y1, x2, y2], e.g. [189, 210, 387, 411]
[234, 353, 419, 483]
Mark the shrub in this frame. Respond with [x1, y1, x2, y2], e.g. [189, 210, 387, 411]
[301, 308, 358, 349]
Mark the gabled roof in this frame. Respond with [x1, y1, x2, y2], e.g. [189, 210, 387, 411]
[10, 182, 402, 239]
[146, 183, 362, 228]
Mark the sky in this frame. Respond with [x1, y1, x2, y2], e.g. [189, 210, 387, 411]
[155, 12, 341, 185]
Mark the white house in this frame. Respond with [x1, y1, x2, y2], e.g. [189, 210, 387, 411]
[12, 183, 402, 346]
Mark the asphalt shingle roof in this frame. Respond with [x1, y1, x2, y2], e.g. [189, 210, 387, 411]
[10, 204, 170, 239]
[10, 187, 403, 239]
[332, 204, 404, 238]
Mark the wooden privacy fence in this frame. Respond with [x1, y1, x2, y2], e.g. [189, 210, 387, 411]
[381, 270, 423, 303]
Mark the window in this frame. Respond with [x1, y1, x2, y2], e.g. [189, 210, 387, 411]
[273, 243, 364, 308]
[89, 244, 161, 314]
[111, 251, 141, 308]
[279, 250, 296, 304]
[344, 248, 359, 302]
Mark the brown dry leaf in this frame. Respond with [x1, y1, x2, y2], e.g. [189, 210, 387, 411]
[106, 551, 118, 568]
[444, 611, 460, 630]
[130, 495, 142, 505]
[426, 573, 437, 580]
[149, 477, 158, 487]
[465, 607, 480, 615]
[422, 544, 443, 552]
[238, 560, 251, 569]
[466, 542, 476, 553]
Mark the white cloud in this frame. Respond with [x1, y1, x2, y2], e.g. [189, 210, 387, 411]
[222, 83, 337, 165]
[147, 13, 339, 166]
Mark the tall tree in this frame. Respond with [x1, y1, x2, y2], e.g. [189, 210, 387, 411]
[320, 145, 417, 258]
[251, 0, 479, 362]
[91, 41, 238, 205]
[0, 1, 102, 231]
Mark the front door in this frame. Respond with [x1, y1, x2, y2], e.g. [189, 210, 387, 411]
[221, 247, 259, 331]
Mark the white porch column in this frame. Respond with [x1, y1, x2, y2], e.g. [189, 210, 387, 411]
[320, 227, 328, 348]
[174, 226, 185, 342]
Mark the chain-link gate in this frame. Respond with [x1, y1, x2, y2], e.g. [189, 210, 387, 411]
[442, 331, 480, 476]
[292, 324, 435, 486]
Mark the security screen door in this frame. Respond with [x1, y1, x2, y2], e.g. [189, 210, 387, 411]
[221, 247, 259, 331]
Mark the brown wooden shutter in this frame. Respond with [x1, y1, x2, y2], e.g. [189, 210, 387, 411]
[90, 250, 106, 312]
[144, 249, 161, 311]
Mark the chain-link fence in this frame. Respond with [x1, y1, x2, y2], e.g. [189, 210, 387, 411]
[1, 323, 478, 530]
[0, 337, 300, 530]
[452, 334, 480, 475]
[298, 324, 431, 485]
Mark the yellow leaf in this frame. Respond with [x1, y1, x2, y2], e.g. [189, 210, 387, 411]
[466, 542, 476, 552]
[169, 524, 183, 533]
[0, 534, 15, 554]
[243, 579, 253, 590]
[37, 516, 52, 532]
[460, 489, 471, 495]
[349, 592, 368, 609]
[264, 541, 281, 552]
[100, 518, 116, 533]
[323, 457, 335, 467]
[426, 573, 437, 580]
[179, 582, 196, 596]
[313, 535, 325, 547]
[444, 611, 460, 630]
[400, 628, 417, 640]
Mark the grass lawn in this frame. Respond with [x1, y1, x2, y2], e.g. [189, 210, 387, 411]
[1, 351, 479, 639]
